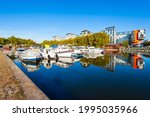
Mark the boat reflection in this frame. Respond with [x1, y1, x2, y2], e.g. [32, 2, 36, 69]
[21, 60, 41, 72]
[83, 52, 104, 59]
[42, 59, 55, 69]
[42, 58, 80, 69]
[21, 53, 145, 72]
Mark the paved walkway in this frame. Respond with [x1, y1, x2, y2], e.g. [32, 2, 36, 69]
[0, 50, 27, 99]
[0, 50, 48, 100]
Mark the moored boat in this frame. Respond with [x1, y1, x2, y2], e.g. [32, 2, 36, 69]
[21, 49, 42, 61]
[71, 53, 83, 58]
[15, 48, 26, 57]
[42, 46, 74, 59]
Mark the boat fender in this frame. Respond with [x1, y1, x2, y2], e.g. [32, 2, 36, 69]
[48, 55, 51, 59]
[55, 54, 59, 60]
[71, 58, 74, 62]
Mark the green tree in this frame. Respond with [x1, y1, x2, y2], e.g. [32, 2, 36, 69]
[42, 32, 110, 47]
[122, 40, 129, 47]
[0, 37, 6, 45]
[0, 36, 35, 46]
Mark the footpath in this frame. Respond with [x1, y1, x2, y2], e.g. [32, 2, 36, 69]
[0, 50, 48, 100]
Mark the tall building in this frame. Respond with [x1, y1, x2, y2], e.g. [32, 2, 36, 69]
[103, 26, 117, 44]
[116, 29, 146, 45]
[66, 33, 79, 39]
[131, 29, 146, 45]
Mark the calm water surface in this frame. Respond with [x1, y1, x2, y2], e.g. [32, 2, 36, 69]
[14, 53, 150, 100]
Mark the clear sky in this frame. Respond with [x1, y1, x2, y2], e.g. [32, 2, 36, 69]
[0, 0, 149, 43]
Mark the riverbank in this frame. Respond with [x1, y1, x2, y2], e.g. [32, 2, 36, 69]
[0, 50, 48, 100]
[121, 47, 150, 53]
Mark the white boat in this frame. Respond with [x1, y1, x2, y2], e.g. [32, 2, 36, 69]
[42, 46, 74, 59]
[55, 50, 73, 58]
[86, 47, 104, 53]
[54, 46, 74, 58]
[75, 46, 104, 54]
[71, 48, 84, 58]
[41, 46, 103, 59]
[15, 48, 25, 57]
[41, 48, 56, 59]
[21, 49, 42, 61]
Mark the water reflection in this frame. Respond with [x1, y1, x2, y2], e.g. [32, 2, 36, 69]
[21, 60, 41, 72]
[21, 53, 145, 72]
[80, 53, 144, 72]
[41, 58, 80, 69]
[14, 53, 150, 100]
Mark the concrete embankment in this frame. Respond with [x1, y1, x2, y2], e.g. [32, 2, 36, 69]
[120, 47, 150, 53]
[0, 50, 48, 100]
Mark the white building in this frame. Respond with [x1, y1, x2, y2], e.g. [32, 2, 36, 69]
[138, 29, 146, 40]
[80, 30, 93, 36]
[66, 33, 79, 39]
[52, 36, 66, 41]
[102, 26, 117, 44]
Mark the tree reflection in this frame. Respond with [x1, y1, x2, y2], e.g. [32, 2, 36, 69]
[80, 53, 144, 71]
[80, 55, 110, 67]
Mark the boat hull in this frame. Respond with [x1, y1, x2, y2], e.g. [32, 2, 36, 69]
[71, 53, 83, 58]
[21, 57, 42, 61]
[56, 51, 73, 58]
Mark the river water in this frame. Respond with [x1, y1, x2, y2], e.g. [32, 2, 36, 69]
[14, 53, 150, 100]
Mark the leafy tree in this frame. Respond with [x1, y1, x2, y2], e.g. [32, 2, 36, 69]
[0, 36, 35, 46]
[42, 32, 110, 47]
[80, 55, 110, 67]
[122, 40, 129, 47]
[0, 37, 7, 45]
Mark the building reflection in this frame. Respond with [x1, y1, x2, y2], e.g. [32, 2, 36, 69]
[80, 53, 145, 72]
[104, 53, 144, 71]
[104, 55, 116, 72]
[130, 54, 144, 69]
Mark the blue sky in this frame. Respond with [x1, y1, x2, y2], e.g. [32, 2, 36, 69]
[0, 0, 149, 43]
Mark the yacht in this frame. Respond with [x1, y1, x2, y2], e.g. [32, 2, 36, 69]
[54, 46, 74, 58]
[21, 49, 42, 61]
[86, 47, 104, 53]
[15, 48, 26, 57]
[42, 46, 75, 59]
